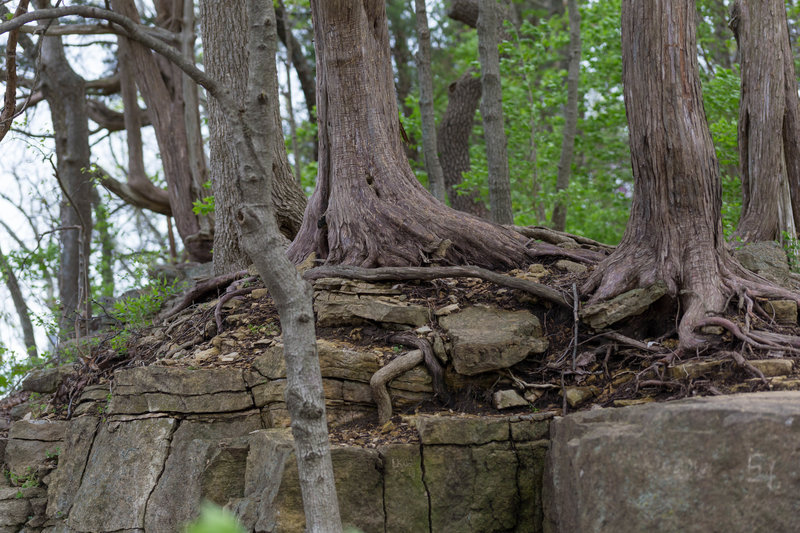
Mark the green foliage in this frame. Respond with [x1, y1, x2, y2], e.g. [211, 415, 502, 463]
[5, 467, 40, 492]
[184, 503, 246, 533]
[111, 278, 183, 329]
[192, 196, 216, 216]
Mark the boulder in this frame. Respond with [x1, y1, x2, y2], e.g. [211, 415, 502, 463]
[46, 416, 100, 520]
[439, 306, 548, 375]
[21, 366, 74, 394]
[763, 300, 798, 325]
[544, 392, 800, 533]
[493, 389, 529, 409]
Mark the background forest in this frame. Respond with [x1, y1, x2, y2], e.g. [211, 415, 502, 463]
[0, 0, 798, 394]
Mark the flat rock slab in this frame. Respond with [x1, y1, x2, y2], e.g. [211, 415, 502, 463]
[315, 291, 429, 327]
[439, 306, 548, 375]
[544, 392, 800, 533]
[580, 280, 667, 330]
[5, 420, 68, 476]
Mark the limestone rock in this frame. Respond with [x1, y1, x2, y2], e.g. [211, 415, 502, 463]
[763, 300, 798, 325]
[380, 444, 428, 532]
[46, 416, 99, 520]
[439, 306, 549, 376]
[5, 420, 67, 477]
[544, 392, 800, 533]
[68, 418, 176, 532]
[734, 241, 793, 286]
[21, 366, 74, 394]
[416, 415, 510, 445]
[750, 359, 794, 377]
[555, 259, 588, 274]
[253, 339, 380, 382]
[493, 389, 529, 410]
[314, 291, 429, 327]
[563, 386, 597, 408]
[110, 366, 252, 414]
[580, 280, 668, 330]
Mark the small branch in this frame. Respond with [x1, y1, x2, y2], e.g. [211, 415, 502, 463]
[601, 331, 663, 353]
[571, 283, 578, 371]
[0, 0, 29, 143]
[305, 265, 572, 308]
[370, 349, 424, 424]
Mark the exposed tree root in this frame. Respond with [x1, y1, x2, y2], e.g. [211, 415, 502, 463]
[304, 265, 572, 308]
[163, 269, 249, 318]
[719, 350, 767, 384]
[388, 332, 448, 403]
[214, 278, 258, 333]
[509, 225, 614, 253]
[370, 349, 423, 424]
[695, 316, 800, 354]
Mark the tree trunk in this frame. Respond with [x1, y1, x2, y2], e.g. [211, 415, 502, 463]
[437, 70, 490, 218]
[551, 0, 581, 231]
[0, 244, 37, 358]
[111, 0, 212, 262]
[288, 0, 532, 269]
[275, 1, 316, 120]
[36, 3, 93, 339]
[200, 0, 308, 276]
[414, 0, 446, 202]
[730, 0, 800, 246]
[223, 3, 341, 529]
[583, 0, 793, 350]
[477, 0, 514, 225]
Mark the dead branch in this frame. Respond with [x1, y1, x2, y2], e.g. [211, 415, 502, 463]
[370, 349, 424, 424]
[601, 331, 663, 353]
[304, 265, 572, 308]
[163, 269, 248, 318]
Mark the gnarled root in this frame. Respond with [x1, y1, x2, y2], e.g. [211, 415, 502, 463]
[370, 349, 424, 424]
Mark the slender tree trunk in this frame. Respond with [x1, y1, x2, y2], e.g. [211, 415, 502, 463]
[551, 0, 581, 231]
[730, 0, 800, 248]
[583, 0, 792, 350]
[225, 3, 341, 529]
[0, 244, 37, 358]
[111, 0, 212, 262]
[36, 2, 93, 339]
[477, 0, 514, 224]
[276, 1, 316, 121]
[281, 4, 302, 183]
[288, 0, 533, 269]
[438, 70, 490, 218]
[414, 0, 446, 202]
[200, 0, 307, 277]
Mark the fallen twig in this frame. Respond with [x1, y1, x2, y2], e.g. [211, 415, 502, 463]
[304, 265, 572, 308]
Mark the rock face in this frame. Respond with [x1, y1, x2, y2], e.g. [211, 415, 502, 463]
[544, 392, 800, 533]
[439, 306, 549, 375]
[734, 241, 794, 287]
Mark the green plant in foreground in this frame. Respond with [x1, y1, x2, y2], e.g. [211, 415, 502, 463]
[184, 503, 246, 533]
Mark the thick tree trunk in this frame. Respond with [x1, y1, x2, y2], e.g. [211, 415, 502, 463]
[477, 0, 514, 225]
[288, 0, 532, 269]
[583, 0, 794, 350]
[414, 0, 446, 202]
[730, 0, 800, 245]
[200, 0, 307, 276]
[551, 0, 581, 232]
[37, 6, 93, 339]
[437, 70, 490, 218]
[111, 0, 212, 262]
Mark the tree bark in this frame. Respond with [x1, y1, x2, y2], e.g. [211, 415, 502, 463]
[0, 244, 37, 358]
[477, 0, 514, 225]
[730, 0, 800, 246]
[36, 1, 94, 339]
[551, 0, 581, 231]
[288, 0, 533, 269]
[414, 0, 446, 202]
[437, 70, 490, 218]
[200, 0, 307, 276]
[111, 0, 212, 262]
[583, 0, 795, 350]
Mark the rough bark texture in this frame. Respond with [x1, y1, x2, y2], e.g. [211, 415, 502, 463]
[111, 0, 211, 262]
[200, 0, 307, 276]
[230, 3, 342, 529]
[551, 0, 581, 231]
[477, 0, 514, 225]
[730, 0, 800, 244]
[438, 70, 490, 218]
[37, 4, 93, 338]
[583, 0, 797, 350]
[414, 0, 446, 202]
[288, 0, 532, 269]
